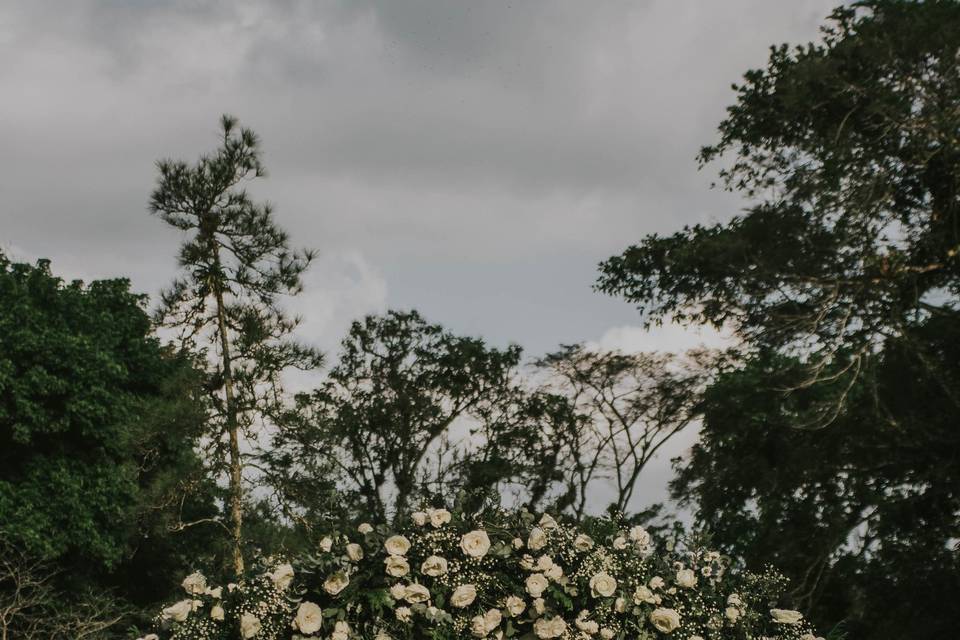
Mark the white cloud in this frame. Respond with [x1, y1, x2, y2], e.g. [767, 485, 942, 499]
[588, 321, 733, 354]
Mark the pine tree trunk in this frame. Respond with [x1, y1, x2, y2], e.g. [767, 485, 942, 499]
[211, 244, 244, 578]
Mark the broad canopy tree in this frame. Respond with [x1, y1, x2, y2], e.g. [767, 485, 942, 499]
[598, 2, 960, 637]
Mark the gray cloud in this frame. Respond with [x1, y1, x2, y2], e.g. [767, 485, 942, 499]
[0, 0, 840, 510]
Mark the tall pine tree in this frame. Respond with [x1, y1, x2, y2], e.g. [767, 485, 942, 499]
[149, 115, 321, 576]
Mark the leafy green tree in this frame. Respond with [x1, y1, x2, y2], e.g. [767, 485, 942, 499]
[149, 115, 322, 576]
[268, 310, 577, 527]
[0, 254, 220, 635]
[598, 2, 960, 637]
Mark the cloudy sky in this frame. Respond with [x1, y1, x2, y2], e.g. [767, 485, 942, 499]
[0, 0, 838, 510]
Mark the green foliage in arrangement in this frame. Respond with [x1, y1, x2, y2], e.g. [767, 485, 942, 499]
[139, 506, 823, 640]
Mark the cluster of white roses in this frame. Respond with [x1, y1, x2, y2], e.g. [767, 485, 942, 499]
[139, 510, 821, 640]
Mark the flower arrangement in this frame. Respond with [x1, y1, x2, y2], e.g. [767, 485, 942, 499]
[138, 508, 822, 640]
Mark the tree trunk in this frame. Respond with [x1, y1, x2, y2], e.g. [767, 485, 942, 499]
[211, 246, 244, 578]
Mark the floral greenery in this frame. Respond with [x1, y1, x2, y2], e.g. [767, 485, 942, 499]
[138, 507, 822, 640]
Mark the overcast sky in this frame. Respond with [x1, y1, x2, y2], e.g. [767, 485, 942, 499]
[0, 0, 839, 512]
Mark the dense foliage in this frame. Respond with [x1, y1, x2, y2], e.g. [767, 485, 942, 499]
[140, 508, 821, 640]
[598, 1, 960, 637]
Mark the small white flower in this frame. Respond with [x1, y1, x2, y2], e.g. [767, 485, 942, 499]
[385, 555, 410, 577]
[331, 620, 350, 640]
[589, 572, 617, 598]
[421, 555, 449, 576]
[161, 599, 193, 622]
[324, 571, 350, 595]
[320, 536, 334, 552]
[675, 568, 698, 589]
[294, 601, 323, 634]
[269, 563, 295, 591]
[505, 595, 526, 616]
[460, 530, 492, 558]
[385, 535, 412, 556]
[358, 522, 374, 534]
[240, 612, 262, 639]
[533, 615, 566, 639]
[770, 609, 803, 625]
[404, 583, 431, 604]
[451, 584, 478, 607]
[512, 537, 524, 549]
[573, 534, 594, 551]
[427, 508, 452, 527]
[649, 576, 665, 590]
[346, 543, 364, 561]
[526, 573, 549, 597]
[181, 572, 206, 595]
[527, 527, 547, 551]
[412, 511, 428, 526]
[649, 608, 681, 634]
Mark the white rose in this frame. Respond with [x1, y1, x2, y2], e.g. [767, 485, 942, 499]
[412, 511, 428, 526]
[210, 604, 225, 621]
[614, 597, 626, 612]
[727, 593, 743, 607]
[535, 555, 553, 571]
[628, 526, 650, 546]
[451, 584, 478, 607]
[389, 583, 408, 600]
[519, 554, 535, 570]
[573, 534, 594, 551]
[532, 598, 545, 614]
[533, 615, 567, 639]
[346, 543, 364, 561]
[770, 609, 803, 625]
[427, 508, 452, 527]
[404, 583, 431, 604]
[589, 572, 617, 598]
[725, 606, 740, 622]
[205, 586, 223, 599]
[181, 571, 207, 595]
[460, 530, 491, 558]
[320, 536, 334, 552]
[162, 599, 193, 622]
[471, 614, 490, 637]
[600, 629, 614, 639]
[324, 571, 350, 595]
[358, 523, 374, 534]
[240, 612, 262, 639]
[483, 608, 503, 632]
[545, 564, 563, 581]
[395, 606, 412, 622]
[294, 601, 323, 634]
[385, 555, 410, 577]
[649, 576, 665, 590]
[526, 573, 549, 597]
[634, 585, 656, 604]
[421, 555, 449, 576]
[612, 536, 627, 550]
[375, 632, 392, 640]
[505, 595, 526, 616]
[270, 563, 295, 591]
[575, 611, 599, 635]
[385, 535, 412, 556]
[331, 620, 350, 640]
[649, 608, 681, 634]
[512, 538, 524, 549]
[227, 583, 237, 592]
[538, 513, 559, 530]
[527, 527, 547, 551]
[675, 568, 698, 589]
